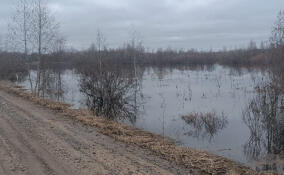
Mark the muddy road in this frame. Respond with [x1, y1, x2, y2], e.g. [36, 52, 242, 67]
[0, 90, 201, 175]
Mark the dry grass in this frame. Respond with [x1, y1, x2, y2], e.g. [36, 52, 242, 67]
[0, 81, 276, 175]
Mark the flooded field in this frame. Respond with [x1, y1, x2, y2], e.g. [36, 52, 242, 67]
[17, 65, 284, 174]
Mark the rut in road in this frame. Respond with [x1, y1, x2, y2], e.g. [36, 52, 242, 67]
[0, 90, 200, 175]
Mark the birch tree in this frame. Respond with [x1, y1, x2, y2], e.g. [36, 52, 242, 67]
[30, 0, 60, 96]
[270, 10, 284, 91]
[270, 10, 284, 48]
[7, 0, 34, 90]
[8, 0, 61, 95]
[7, 0, 32, 55]
[31, 0, 59, 60]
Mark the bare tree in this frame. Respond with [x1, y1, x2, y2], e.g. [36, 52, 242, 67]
[29, 0, 60, 96]
[96, 30, 106, 71]
[7, 0, 35, 91]
[88, 43, 96, 54]
[128, 30, 144, 76]
[269, 11, 284, 88]
[7, 0, 61, 95]
[0, 34, 3, 52]
[128, 30, 144, 115]
[79, 65, 138, 122]
[270, 10, 284, 48]
[31, 0, 59, 56]
[7, 0, 32, 54]
[248, 40, 257, 50]
[52, 36, 66, 54]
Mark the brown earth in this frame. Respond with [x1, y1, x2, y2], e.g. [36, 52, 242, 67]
[0, 82, 275, 175]
[0, 88, 204, 175]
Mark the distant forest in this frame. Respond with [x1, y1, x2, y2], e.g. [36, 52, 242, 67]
[0, 0, 283, 81]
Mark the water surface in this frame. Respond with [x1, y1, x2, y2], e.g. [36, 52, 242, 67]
[18, 65, 284, 174]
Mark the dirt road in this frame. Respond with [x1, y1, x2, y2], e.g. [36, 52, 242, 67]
[0, 90, 201, 175]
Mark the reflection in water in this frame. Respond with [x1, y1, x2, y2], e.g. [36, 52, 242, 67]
[35, 69, 65, 101]
[79, 66, 142, 123]
[242, 79, 284, 172]
[22, 68, 66, 102]
[182, 111, 228, 140]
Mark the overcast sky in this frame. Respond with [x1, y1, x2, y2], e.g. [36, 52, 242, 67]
[0, 0, 283, 50]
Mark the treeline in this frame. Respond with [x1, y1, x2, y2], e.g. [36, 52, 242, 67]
[0, 52, 28, 81]
[0, 41, 275, 79]
[45, 44, 270, 69]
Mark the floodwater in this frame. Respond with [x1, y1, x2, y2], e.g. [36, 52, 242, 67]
[18, 65, 284, 174]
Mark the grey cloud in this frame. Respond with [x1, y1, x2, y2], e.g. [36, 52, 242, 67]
[0, 0, 283, 50]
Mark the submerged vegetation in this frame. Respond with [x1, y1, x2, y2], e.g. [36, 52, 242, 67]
[243, 78, 284, 158]
[242, 77, 284, 172]
[182, 111, 228, 140]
